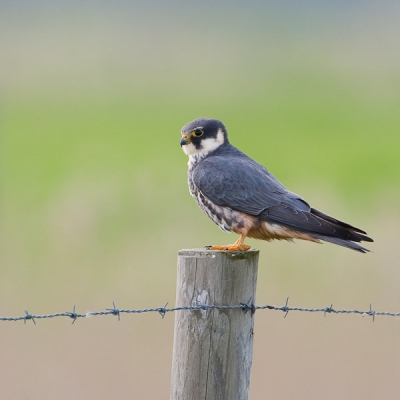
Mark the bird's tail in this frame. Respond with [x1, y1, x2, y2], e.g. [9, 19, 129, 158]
[309, 208, 373, 253]
[311, 234, 371, 253]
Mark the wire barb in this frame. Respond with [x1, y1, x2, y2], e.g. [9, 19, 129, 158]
[24, 310, 36, 325]
[158, 302, 169, 319]
[69, 305, 78, 324]
[106, 301, 121, 321]
[240, 297, 256, 315]
[282, 297, 290, 318]
[324, 304, 334, 317]
[368, 303, 376, 322]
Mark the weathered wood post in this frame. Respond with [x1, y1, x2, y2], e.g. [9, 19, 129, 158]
[171, 248, 259, 400]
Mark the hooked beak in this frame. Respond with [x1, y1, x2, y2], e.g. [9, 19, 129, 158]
[180, 134, 191, 147]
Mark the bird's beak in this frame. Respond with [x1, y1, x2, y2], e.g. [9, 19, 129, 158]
[180, 134, 191, 147]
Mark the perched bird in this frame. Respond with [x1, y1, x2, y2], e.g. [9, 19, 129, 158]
[180, 118, 373, 253]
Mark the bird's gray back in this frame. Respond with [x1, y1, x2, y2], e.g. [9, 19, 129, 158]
[191, 143, 310, 217]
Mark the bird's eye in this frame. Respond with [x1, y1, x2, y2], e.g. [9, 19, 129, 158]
[192, 129, 204, 137]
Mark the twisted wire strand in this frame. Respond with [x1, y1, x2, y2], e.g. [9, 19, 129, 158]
[1, 299, 399, 324]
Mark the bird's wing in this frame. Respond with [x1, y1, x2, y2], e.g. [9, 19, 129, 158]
[264, 204, 365, 239]
[193, 155, 372, 242]
[192, 156, 310, 216]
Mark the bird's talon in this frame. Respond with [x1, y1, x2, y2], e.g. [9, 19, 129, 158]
[210, 244, 251, 252]
[210, 245, 228, 251]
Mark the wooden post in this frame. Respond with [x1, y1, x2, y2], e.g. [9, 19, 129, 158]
[171, 249, 259, 400]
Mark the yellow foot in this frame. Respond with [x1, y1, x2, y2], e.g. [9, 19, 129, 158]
[210, 244, 251, 252]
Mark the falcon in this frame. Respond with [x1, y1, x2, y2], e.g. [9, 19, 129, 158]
[180, 117, 373, 253]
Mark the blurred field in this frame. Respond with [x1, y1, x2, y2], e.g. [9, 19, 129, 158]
[1, 2, 399, 399]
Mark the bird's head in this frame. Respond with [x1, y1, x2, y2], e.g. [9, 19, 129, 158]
[180, 118, 228, 157]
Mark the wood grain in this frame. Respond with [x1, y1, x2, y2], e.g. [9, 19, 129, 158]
[171, 249, 259, 400]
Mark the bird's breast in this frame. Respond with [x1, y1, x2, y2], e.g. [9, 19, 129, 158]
[188, 172, 254, 234]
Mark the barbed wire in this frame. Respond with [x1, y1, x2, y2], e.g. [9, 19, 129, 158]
[1, 298, 399, 324]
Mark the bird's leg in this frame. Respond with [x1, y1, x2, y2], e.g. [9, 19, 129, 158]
[210, 234, 251, 252]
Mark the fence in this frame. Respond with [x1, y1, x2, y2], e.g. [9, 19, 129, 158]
[1, 249, 398, 400]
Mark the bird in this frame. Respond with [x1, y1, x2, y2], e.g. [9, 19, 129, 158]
[180, 117, 373, 253]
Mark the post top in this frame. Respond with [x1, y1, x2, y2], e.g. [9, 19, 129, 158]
[178, 248, 259, 260]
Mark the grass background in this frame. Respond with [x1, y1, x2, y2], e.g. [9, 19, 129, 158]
[1, 1, 399, 399]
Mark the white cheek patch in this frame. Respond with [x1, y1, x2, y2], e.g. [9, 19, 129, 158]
[182, 142, 197, 156]
[199, 129, 225, 154]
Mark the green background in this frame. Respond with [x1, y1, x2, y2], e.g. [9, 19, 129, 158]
[1, 2, 399, 399]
